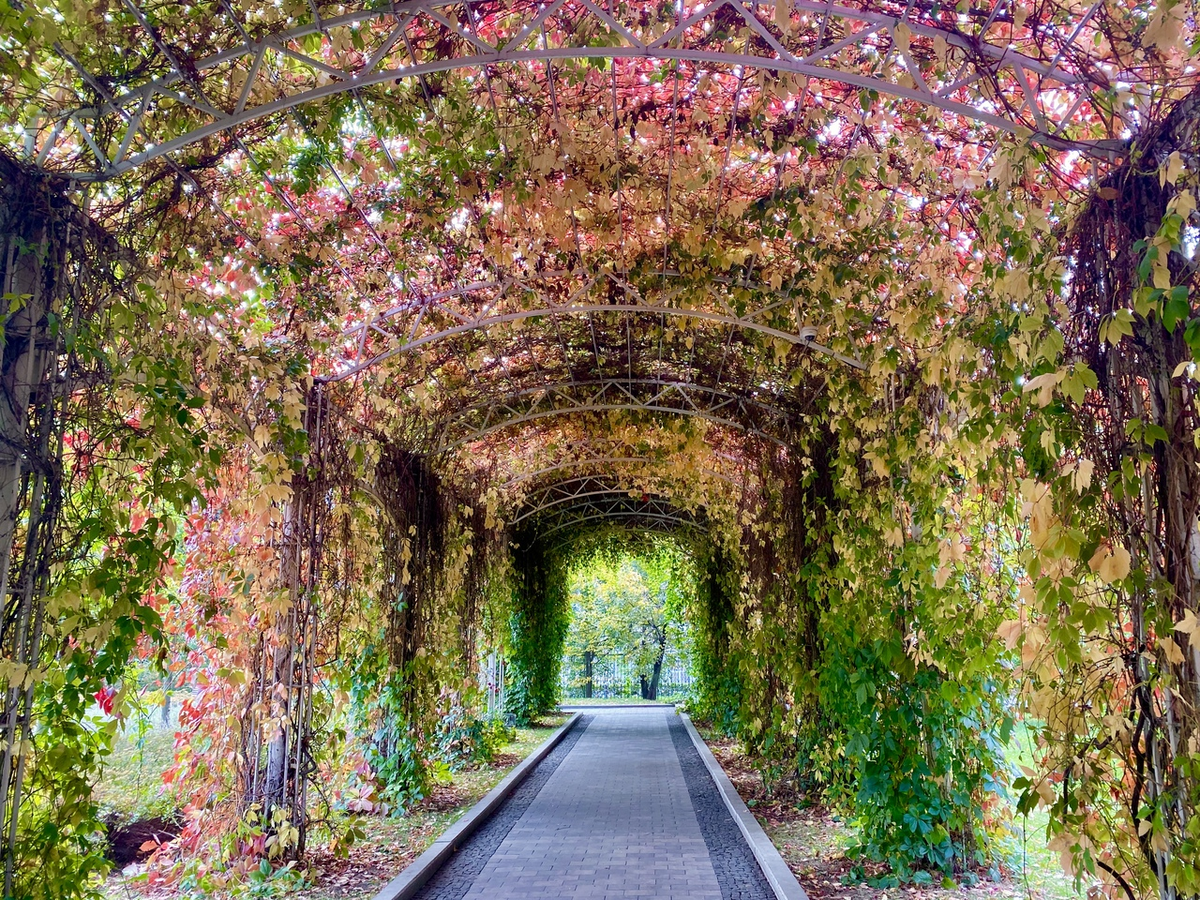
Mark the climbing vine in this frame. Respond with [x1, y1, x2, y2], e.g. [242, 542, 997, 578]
[0, 0, 1195, 897]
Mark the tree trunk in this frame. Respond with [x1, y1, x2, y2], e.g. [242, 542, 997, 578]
[583, 651, 594, 698]
[639, 674, 650, 699]
[649, 658, 663, 701]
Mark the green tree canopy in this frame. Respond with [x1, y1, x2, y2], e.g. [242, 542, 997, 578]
[564, 536, 695, 700]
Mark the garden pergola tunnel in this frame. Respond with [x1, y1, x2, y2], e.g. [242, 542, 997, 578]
[0, 0, 1197, 897]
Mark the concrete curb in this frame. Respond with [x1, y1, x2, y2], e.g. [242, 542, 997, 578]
[371, 711, 584, 900]
[680, 713, 811, 900]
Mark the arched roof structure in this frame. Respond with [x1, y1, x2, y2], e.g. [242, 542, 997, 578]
[13, 0, 1131, 180]
[1, 0, 1190, 536]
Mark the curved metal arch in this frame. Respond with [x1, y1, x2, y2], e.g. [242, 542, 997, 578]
[540, 513, 700, 549]
[501, 456, 743, 489]
[432, 400, 790, 455]
[33, 0, 1124, 179]
[436, 377, 803, 439]
[336, 303, 864, 379]
[530, 491, 703, 531]
[544, 512, 702, 545]
[514, 488, 683, 524]
[513, 476, 724, 523]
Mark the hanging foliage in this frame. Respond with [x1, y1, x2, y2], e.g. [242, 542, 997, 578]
[0, 0, 1196, 896]
[506, 527, 571, 725]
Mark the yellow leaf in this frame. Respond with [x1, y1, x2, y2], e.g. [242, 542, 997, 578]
[1090, 545, 1131, 584]
[1022, 371, 1062, 408]
[1175, 609, 1200, 636]
[933, 33, 947, 63]
[1021, 624, 1046, 665]
[892, 22, 911, 54]
[1161, 636, 1186, 665]
[774, 0, 791, 30]
[1072, 458, 1094, 492]
[1164, 150, 1186, 187]
[1171, 188, 1196, 220]
[997, 619, 1022, 650]
[1146, 2, 1186, 56]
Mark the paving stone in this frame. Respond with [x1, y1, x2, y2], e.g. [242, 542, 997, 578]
[410, 707, 774, 900]
[668, 714, 774, 900]
[411, 715, 593, 900]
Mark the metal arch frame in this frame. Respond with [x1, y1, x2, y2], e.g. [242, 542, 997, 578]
[544, 512, 701, 546]
[435, 402, 785, 454]
[514, 488, 680, 524]
[437, 377, 801, 439]
[528, 492, 704, 533]
[430, 379, 798, 454]
[512, 474, 728, 523]
[501, 455, 742, 489]
[335, 299, 866, 378]
[30, 0, 1125, 179]
[332, 268, 863, 388]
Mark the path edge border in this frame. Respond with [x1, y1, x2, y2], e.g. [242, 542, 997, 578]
[679, 712, 811, 900]
[371, 710, 583, 900]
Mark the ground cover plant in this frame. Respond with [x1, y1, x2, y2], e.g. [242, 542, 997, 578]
[698, 725, 1083, 900]
[100, 712, 567, 899]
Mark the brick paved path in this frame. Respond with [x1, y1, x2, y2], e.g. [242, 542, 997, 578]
[413, 707, 774, 900]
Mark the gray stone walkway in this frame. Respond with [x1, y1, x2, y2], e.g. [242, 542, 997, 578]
[460, 708, 722, 900]
[409, 706, 776, 900]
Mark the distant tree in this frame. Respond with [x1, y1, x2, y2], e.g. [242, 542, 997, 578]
[564, 539, 693, 700]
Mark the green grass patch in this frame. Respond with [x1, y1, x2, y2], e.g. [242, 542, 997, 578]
[94, 720, 178, 824]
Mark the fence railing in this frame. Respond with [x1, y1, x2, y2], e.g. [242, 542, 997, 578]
[560, 657, 693, 699]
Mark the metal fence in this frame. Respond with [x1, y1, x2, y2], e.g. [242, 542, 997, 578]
[481, 652, 506, 717]
[560, 657, 693, 699]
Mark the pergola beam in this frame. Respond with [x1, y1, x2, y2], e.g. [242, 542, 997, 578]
[502, 456, 742, 488]
[436, 377, 802, 436]
[432, 401, 789, 454]
[333, 302, 864, 378]
[25, 0, 1126, 180]
[513, 473, 727, 522]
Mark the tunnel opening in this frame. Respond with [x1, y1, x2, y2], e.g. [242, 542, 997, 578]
[559, 530, 698, 703]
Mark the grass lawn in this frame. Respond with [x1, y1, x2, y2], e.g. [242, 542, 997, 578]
[696, 726, 1084, 900]
[94, 720, 179, 825]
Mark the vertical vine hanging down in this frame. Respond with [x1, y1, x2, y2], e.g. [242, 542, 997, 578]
[242, 384, 329, 856]
[0, 155, 178, 897]
[0, 160, 68, 899]
[377, 443, 447, 708]
[506, 528, 571, 724]
[1004, 83, 1200, 900]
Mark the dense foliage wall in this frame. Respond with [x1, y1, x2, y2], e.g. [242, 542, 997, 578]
[505, 530, 570, 724]
[681, 402, 1018, 876]
[0, 158, 226, 898]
